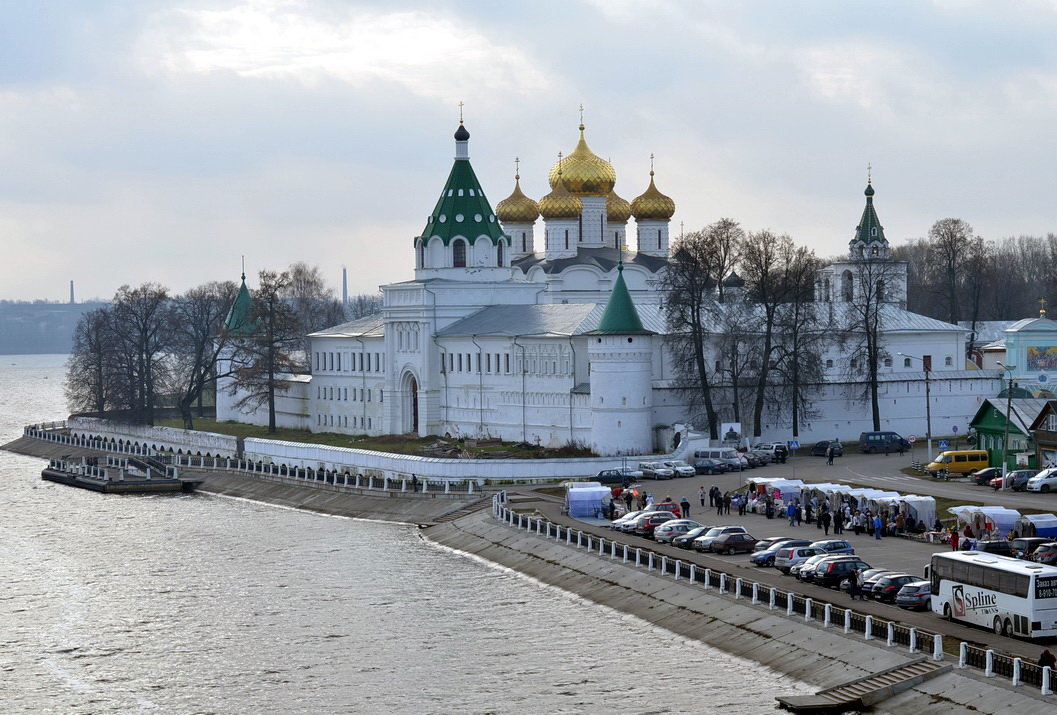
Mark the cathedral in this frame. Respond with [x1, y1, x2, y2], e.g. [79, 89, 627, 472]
[217, 119, 995, 455]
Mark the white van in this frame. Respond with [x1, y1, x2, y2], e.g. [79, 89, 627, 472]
[1026, 467, 1057, 493]
[694, 448, 742, 470]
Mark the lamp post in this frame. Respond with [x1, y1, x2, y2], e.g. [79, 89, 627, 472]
[997, 361, 1017, 487]
[898, 353, 932, 461]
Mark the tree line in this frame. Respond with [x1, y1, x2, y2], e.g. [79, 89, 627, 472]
[64, 263, 381, 430]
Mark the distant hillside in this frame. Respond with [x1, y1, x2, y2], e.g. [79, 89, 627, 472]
[0, 301, 108, 355]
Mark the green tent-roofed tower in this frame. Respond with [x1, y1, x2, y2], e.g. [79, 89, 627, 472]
[223, 273, 256, 336]
[850, 179, 889, 259]
[589, 263, 652, 335]
[417, 122, 508, 247]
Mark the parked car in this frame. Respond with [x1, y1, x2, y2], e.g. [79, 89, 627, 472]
[595, 468, 642, 485]
[1027, 467, 1057, 493]
[989, 469, 1037, 491]
[753, 443, 788, 459]
[895, 580, 932, 610]
[810, 558, 871, 589]
[1011, 537, 1051, 559]
[610, 510, 644, 530]
[789, 553, 835, 580]
[633, 512, 678, 538]
[796, 555, 861, 582]
[639, 461, 676, 480]
[871, 573, 918, 603]
[710, 532, 758, 555]
[643, 502, 684, 517]
[662, 460, 697, 478]
[969, 467, 1002, 486]
[750, 539, 813, 566]
[693, 525, 748, 552]
[693, 458, 729, 475]
[860, 569, 901, 596]
[809, 539, 855, 555]
[973, 539, 1014, 557]
[753, 536, 796, 552]
[774, 546, 824, 574]
[653, 520, 704, 544]
[858, 431, 911, 454]
[672, 525, 713, 549]
[810, 440, 844, 457]
[1032, 542, 1057, 565]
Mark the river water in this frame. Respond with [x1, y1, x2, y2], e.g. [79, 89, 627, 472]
[1, 354, 810, 714]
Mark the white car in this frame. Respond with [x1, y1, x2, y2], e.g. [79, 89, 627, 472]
[1026, 467, 1057, 493]
[610, 510, 643, 530]
[692, 525, 747, 552]
[662, 460, 696, 478]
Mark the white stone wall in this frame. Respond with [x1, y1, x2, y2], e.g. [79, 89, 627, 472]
[68, 417, 239, 456]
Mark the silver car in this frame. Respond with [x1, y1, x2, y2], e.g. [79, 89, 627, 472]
[692, 525, 747, 552]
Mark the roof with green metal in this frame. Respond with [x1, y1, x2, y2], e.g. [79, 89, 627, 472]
[586, 263, 652, 335]
[853, 182, 886, 245]
[223, 276, 257, 336]
[417, 153, 507, 246]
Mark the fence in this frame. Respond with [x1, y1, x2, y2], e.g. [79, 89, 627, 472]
[491, 492, 1055, 698]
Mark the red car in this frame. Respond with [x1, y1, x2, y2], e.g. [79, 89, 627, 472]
[710, 532, 758, 554]
[633, 512, 677, 538]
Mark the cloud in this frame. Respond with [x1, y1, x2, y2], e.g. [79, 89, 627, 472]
[138, 0, 552, 101]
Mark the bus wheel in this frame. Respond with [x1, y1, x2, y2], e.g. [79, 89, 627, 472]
[1003, 619, 1013, 637]
[993, 617, 1003, 635]
[943, 603, 953, 621]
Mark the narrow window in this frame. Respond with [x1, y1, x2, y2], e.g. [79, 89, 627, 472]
[826, 359, 834, 368]
[453, 239, 467, 267]
[564, 229, 569, 250]
[945, 356, 953, 367]
[521, 232, 527, 252]
[497, 241, 504, 266]
[657, 229, 661, 249]
[505, 354, 510, 373]
[903, 357, 911, 368]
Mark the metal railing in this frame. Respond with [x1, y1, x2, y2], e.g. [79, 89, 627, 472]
[492, 493, 1055, 698]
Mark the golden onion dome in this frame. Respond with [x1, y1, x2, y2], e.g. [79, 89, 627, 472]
[606, 190, 631, 223]
[538, 169, 582, 220]
[495, 175, 539, 223]
[631, 171, 676, 220]
[547, 125, 616, 196]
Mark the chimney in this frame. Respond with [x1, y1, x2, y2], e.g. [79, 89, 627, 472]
[342, 266, 348, 306]
[69, 280, 75, 304]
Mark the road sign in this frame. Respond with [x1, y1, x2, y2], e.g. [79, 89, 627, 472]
[952, 426, 959, 433]
[908, 435, 917, 444]
[938, 440, 949, 449]
[1040, 373, 1049, 384]
[788, 440, 800, 449]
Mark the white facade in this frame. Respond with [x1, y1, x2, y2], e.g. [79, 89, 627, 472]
[217, 122, 1002, 453]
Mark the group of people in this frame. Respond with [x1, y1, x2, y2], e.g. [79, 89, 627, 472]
[702, 485, 744, 516]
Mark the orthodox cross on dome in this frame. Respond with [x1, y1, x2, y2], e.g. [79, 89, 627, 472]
[650, 153, 655, 173]
[240, 254, 245, 280]
[458, 101, 464, 124]
[514, 156, 520, 179]
[579, 103, 584, 125]
[867, 162, 872, 184]
[1041, 297, 1048, 318]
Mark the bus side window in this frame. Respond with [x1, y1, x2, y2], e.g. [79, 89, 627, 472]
[983, 569, 1001, 590]
[1015, 574, 1030, 598]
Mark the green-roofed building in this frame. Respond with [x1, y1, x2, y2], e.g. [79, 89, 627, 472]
[851, 180, 889, 259]
[587, 263, 652, 335]
[223, 273, 257, 336]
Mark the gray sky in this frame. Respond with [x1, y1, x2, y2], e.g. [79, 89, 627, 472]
[4, 0, 1057, 301]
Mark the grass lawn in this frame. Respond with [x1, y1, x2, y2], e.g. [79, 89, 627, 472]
[154, 417, 596, 459]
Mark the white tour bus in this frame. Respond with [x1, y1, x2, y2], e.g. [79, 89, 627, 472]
[929, 551, 1057, 639]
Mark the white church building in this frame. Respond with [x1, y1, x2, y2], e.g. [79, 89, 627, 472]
[217, 120, 1000, 454]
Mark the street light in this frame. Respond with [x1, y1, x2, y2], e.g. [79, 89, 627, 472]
[997, 361, 1017, 487]
[898, 352, 932, 461]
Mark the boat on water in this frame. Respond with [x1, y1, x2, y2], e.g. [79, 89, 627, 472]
[41, 455, 202, 494]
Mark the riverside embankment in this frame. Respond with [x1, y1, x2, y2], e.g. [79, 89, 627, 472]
[423, 508, 1055, 714]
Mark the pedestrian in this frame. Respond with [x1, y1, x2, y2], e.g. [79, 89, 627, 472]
[411, 474, 419, 492]
[1040, 649, 1057, 669]
[855, 567, 867, 600]
[884, 444, 889, 456]
[787, 501, 797, 527]
[805, 502, 813, 525]
[795, 501, 803, 526]
[848, 568, 861, 600]
[699, 485, 707, 508]
[624, 490, 633, 510]
[738, 493, 747, 516]
[680, 497, 691, 519]
[723, 492, 732, 515]
[826, 446, 834, 465]
[817, 504, 826, 530]
[833, 510, 844, 535]
[821, 510, 832, 536]
[716, 492, 724, 514]
[765, 498, 774, 520]
[646, 493, 654, 507]
[950, 530, 960, 551]
[874, 514, 883, 540]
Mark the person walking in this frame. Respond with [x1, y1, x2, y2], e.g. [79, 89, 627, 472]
[873, 514, 883, 540]
[1039, 649, 1057, 669]
[950, 530, 960, 551]
[738, 493, 747, 516]
[723, 492, 732, 515]
[624, 490, 634, 511]
[855, 567, 867, 600]
[680, 497, 692, 519]
[795, 501, 803, 526]
[821, 510, 832, 536]
[848, 568, 861, 600]
[699, 485, 707, 508]
[833, 510, 844, 535]
[787, 501, 797, 527]
[826, 445, 834, 465]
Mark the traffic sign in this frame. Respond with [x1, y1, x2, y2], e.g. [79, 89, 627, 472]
[1040, 373, 1050, 384]
[952, 426, 959, 433]
[788, 440, 800, 449]
[938, 439, 949, 449]
[908, 434, 917, 444]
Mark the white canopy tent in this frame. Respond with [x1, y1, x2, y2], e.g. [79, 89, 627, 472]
[1016, 513, 1057, 538]
[874, 495, 937, 531]
[565, 481, 611, 518]
[948, 505, 1021, 539]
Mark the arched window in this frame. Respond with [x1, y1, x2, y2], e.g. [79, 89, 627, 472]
[417, 241, 425, 268]
[823, 277, 831, 302]
[521, 232, 527, 253]
[452, 239, 466, 267]
[657, 230, 662, 249]
[497, 241, 504, 266]
[872, 227, 878, 237]
[903, 357, 911, 368]
[841, 270, 853, 301]
[945, 355, 953, 367]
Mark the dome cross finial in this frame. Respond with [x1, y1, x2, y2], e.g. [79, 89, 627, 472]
[514, 156, 520, 180]
[241, 254, 246, 281]
[458, 101, 464, 124]
[650, 153, 655, 175]
[579, 103, 584, 128]
[1041, 297, 1048, 318]
[867, 161, 872, 184]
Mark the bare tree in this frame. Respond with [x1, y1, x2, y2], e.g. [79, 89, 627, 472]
[167, 281, 238, 430]
[345, 292, 383, 320]
[924, 218, 976, 324]
[229, 271, 303, 433]
[662, 230, 726, 439]
[65, 308, 120, 414]
[283, 262, 345, 362]
[110, 283, 170, 425]
[706, 218, 744, 303]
